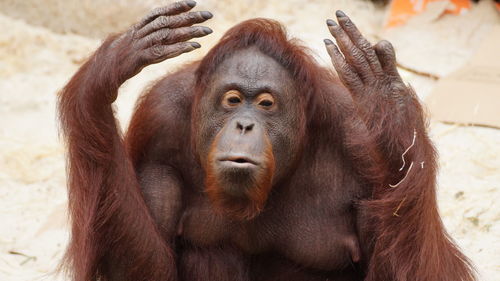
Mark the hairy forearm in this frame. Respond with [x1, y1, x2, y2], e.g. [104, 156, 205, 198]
[324, 12, 430, 175]
[353, 91, 433, 191]
[58, 2, 213, 279]
[58, 51, 122, 166]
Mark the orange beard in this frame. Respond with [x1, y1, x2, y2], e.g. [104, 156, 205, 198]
[204, 140, 275, 220]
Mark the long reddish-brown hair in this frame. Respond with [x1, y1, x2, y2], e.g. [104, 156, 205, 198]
[190, 19, 328, 219]
[191, 18, 330, 152]
[204, 134, 275, 220]
[58, 13, 476, 280]
[192, 18, 475, 281]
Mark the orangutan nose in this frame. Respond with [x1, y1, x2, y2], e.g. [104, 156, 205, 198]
[236, 119, 255, 135]
[216, 116, 265, 157]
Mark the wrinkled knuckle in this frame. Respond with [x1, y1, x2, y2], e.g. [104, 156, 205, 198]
[179, 13, 190, 23]
[194, 27, 205, 35]
[359, 40, 372, 51]
[347, 46, 358, 54]
[366, 50, 379, 61]
[179, 43, 191, 52]
[345, 70, 358, 81]
[184, 27, 197, 37]
[343, 18, 353, 27]
[149, 46, 165, 57]
[329, 27, 341, 37]
[158, 16, 170, 27]
[390, 81, 407, 92]
[130, 39, 140, 50]
[154, 31, 167, 42]
[151, 33, 161, 42]
[150, 19, 161, 30]
[188, 12, 199, 20]
[366, 47, 377, 56]
[342, 71, 362, 88]
[341, 63, 354, 75]
[130, 22, 140, 34]
[171, 16, 184, 27]
[351, 80, 363, 88]
[122, 29, 134, 41]
[351, 50, 365, 61]
[163, 30, 175, 42]
[166, 46, 182, 58]
[368, 55, 380, 65]
[332, 49, 343, 60]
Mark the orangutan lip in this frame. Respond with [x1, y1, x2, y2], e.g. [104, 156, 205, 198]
[218, 156, 259, 166]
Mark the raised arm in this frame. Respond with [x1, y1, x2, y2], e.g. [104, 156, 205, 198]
[324, 11, 475, 281]
[324, 10, 423, 170]
[57, 1, 212, 280]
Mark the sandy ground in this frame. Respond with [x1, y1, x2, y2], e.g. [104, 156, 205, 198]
[0, 0, 498, 280]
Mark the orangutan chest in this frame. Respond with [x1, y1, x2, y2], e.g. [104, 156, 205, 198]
[179, 200, 360, 271]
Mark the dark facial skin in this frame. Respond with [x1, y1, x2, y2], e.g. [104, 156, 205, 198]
[195, 47, 305, 217]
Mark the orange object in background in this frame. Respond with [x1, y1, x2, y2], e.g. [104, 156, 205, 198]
[386, 0, 472, 28]
[443, 0, 472, 14]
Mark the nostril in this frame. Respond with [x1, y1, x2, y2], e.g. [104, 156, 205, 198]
[236, 122, 244, 131]
[236, 121, 255, 134]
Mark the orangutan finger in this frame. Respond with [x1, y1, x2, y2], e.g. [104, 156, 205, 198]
[144, 42, 201, 63]
[324, 39, 363, 91]
[139, 26, 212, 48]
[326, 17, 372, 83]
[135, 0, 197, 30]
[336, 11, 383, 77]
[374, 40, 400, 78]
[136, 11, 213, 38]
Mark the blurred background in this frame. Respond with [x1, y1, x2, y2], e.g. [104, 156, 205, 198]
[0, 0, 498, 280]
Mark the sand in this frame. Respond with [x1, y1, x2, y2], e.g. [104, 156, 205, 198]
[0, 0, 498, 280]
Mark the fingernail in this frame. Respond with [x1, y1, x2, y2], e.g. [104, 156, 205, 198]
[186, 0, 196, 8]
[201, 11, 213, 19]
[336, 10, 346, 17]
[202, 27, 213, 34]
[191, 42, 201, 48]
[326, 19, 337, 26]
[324, 39, 334, 45]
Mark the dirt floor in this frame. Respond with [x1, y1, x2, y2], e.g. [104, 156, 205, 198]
[0, 0, 498, 280]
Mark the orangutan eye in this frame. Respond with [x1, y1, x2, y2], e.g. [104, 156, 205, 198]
[222, 90, 243, 108]
[256, 93, 275, 110]
[228, 96, 241, 104]
[258, 99, 273, 107]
